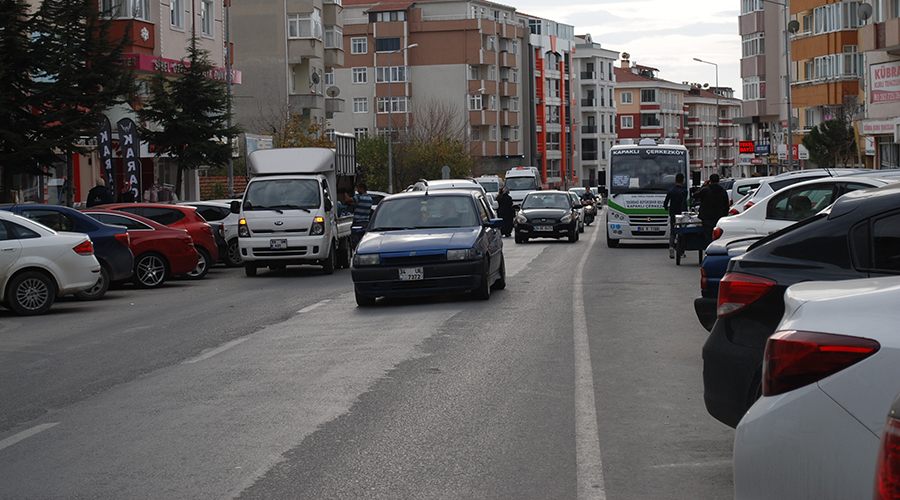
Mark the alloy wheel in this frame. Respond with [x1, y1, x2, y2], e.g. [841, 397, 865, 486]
[137, 255, 166, 287]
[16, 278, 50, 312]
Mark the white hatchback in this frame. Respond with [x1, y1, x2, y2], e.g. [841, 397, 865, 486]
[0, 211, 100, 315]
[734, 276, 900, 499]
[714, 176, 893, 241]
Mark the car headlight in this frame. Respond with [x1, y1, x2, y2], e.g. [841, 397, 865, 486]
[310, 216, 325, 235]
[560, 214, 573, 224]
[353, 253, 380, 266]
[447, 248, 479, 261]
[610, 211, 625, 221]
[515, 214, 527, 224]
[238, 218, 250, 238]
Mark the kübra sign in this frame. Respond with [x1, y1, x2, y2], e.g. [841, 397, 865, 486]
[871, 60, 900, 104]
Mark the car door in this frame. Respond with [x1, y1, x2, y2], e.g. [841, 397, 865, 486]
[476, 196, 502, 272]
[0, 221, 22, 282]
[763, 183, 838, 235]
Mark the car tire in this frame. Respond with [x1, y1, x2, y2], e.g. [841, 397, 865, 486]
[515, 233, 526, 244]
[244, 264, 258, 277]
[133, 253, 169, 289]
[225, 239, 242, 267]
[568, 227, 578, 243]
[355, 291, 376, 307]
[472, 259, 491, 301]
[322, 242, 336, 275]
[606, 231, 619, 248]
[6, 270, 57, 316]
[337, 237, 352, 269]
[75, 265, 109, 301]
[186, 247, 211, 280]
[491, 257, 506, 290]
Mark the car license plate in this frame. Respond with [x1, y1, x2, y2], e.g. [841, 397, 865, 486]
[633, 226, 655, 233]
[399, 267, 424, 281]
[269, 238, 288, 250]
[535, 225, 553, 232]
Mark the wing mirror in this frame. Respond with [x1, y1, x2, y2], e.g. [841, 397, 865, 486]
[230, 200, 241, 214]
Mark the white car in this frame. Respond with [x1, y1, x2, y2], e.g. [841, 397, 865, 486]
[875, 392, 899, 499]
[180, 201, 241, 266]
[714, 176, 894, 241]
[734, 276, 900, 499]
[734, 168, 865, 213]
[0, 211, 101, 315]
[730, 176, 769, 206]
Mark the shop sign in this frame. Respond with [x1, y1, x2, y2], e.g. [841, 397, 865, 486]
[871, 60, 900, 104]
[861, 120, 896, 135]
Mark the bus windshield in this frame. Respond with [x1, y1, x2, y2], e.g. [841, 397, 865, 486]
[609, 150, 686, 195]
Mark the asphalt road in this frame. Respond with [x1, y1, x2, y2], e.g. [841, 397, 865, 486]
[0, 219, 733, 499]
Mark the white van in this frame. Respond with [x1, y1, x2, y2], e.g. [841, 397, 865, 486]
[504, 166, 540, 206]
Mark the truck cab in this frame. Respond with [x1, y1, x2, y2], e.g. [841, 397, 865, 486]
[233, 147, 354, 277]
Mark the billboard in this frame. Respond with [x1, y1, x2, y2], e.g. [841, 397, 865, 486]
[870, 60, 900, 104]
[739, 141, 755, 154]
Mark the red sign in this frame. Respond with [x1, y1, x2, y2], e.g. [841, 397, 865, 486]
[122, 53, 242, 85]
[739, 141, 755, 154]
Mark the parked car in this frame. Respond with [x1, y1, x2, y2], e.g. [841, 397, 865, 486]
[83, 210, 199, 289]
[733, 168, 865, 213]
[180, 201, 241, 267]
[734, 276, 900, 499]
[0, 210, 100, 315]
[409, 179, 487, 195]
[714, 176, 894, 241]
[99, 203, 218, 279]
[694, 234, 761, 331]
[875, 392, 900, 500]
[703, 184, 900, 428]
[1, 204, 132, 300]
[730, 177, 767, 206]
[514, 191, 580, 243]
[351, 190, 505, 307]
[567, 191, 586, 233]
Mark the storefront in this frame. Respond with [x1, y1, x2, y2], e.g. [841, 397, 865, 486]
[860, 119, 900, 169]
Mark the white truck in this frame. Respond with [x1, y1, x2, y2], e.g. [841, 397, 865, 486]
[232, 140, 356, 277]
[504, 166, 540, 207]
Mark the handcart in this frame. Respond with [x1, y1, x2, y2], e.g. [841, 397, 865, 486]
[674, 212, 705, 266]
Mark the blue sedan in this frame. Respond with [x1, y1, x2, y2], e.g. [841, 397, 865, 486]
[350, 190, 506, 306]
[1, 204, 134, 300]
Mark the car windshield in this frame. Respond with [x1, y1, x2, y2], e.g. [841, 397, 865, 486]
[522, 193, 570, 210]
[506, 177, 538, 191]
[369, 196, 479, 230]
[609, 150, 687, 194]
[244, 179, 320, 211]
[478, 181, 500, 193]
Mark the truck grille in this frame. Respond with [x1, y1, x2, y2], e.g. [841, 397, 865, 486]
[252, 246, 308, 257]
[628, 215, 668, 225]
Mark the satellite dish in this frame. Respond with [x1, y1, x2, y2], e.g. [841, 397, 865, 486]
[787, 20, 800, 34]
[310, 72, 320, 85]
[622, 52, 630, 59]
[859, 3, 873, 21]
[326, 86, 340, 98]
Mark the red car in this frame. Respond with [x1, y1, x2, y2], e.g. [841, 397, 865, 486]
[83, 210, 199, 289]
[99, 203, 218, 279]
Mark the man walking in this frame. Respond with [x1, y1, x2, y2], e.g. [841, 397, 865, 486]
[496, 186, 514, 237]
[695, 174, 730, 244]
[86, 178, 114, 207]
[348, 182, 373, 249]
[663, 173, 688, 259]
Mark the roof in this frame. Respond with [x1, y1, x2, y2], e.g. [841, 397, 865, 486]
[343, 0, 414, 9]
[830, 183, 900, 219]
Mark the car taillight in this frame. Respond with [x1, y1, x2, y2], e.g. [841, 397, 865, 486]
[712, 227, 723, 241]
[114, 232, 130, 247]
[875, 414, 900, 500]
[743, 200, 755, 211]
[218, 223, 225, 237]
[700, 267, 708, 292]
[717, 272, 776, 318]
[73, 240, 94, 256]
[728, 207, 740, 216]
[762, 330, 879, 397]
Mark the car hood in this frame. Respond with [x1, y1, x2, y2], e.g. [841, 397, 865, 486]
[359, 227, 480, 254]
[520, 209, 568, 220]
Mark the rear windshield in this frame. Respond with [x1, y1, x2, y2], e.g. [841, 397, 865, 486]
[506, 177, 538, 191]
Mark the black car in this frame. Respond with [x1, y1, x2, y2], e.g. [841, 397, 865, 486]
[514, 191, 580, 243]
[703, 184, 900, 428]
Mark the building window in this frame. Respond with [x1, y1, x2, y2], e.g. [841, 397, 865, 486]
[470, 127, 482, 140]
[324, 27, 343, 49]
[742, 32, 765, 58]
[288, 10, 323, 39]
[621, 92, 633, 104]
[353, 97, 368, 113]
[488, 65, 497, 80]
[200, 0, 213, 36]
[351, 37, 368, 54]
[640, 89, 656, 103]
[489, 125, 498, 141]
[324, 71, 334, 86]
[485, 36, 496, 51]
[620, 116, 633, 129]
[370, 10, 407, 22]
[376, 96, 409, 113]
[468, 93, 483, 110]
[376, 66, 408, 82]
[352, 67, 367, 84]
[812, 2, 862, 35]
[468, 65, 480, 80]
[354, 128, 368, 139]
[641, 113, 661, 127]
[528, 19, 542, 35]
[742, 77, 763, 100]
[740, 0, 763, 15]
[170, 0, 183, 27]
[375, 37, 401, 52]
[101, 0, 150, 20]
[488, 95, 497, 110]
[511, 126, 520, 141]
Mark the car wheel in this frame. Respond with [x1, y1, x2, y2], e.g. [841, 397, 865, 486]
[515, 233, 526, 244]
[186, 247, 211, 280]
[244, 264, 258, 277]
[579, 221, 585, 233]
[355, 290, 376, 307]
[133, 253, 168, 289]
[6, 270, 57, 316]
[491, 257, 506, 291]
[472, 259, 491, 300]
[322, 242, 336, 275]
[606, 231, 619, 248]
[225, 239, 242, 267]
[568, 227, 578, 243]
[337, 237, 352, 269]
[75, 265, 109, 301]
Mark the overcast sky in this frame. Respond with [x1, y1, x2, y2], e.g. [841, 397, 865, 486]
[510, 0, 742, 98]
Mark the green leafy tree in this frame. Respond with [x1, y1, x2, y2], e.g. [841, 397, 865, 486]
[138, 36, 239, 195]
[273, 115, 334, 148]
[802, 117, 857, 168]
[356, 136, 388, 191]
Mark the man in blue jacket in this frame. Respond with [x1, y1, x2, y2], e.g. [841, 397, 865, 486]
[663, 173, 687, 259]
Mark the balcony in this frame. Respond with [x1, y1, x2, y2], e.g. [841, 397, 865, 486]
[582, 151, 599, 161]
[860, 17, 900, 54]
[289, 93, 325, 112]
[580, 71, 596, 81]
[581, 125, 598, 134]
[581, 98, 597, 108]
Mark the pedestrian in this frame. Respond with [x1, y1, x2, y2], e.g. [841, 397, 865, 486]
[663, 173, 688, 259]
[496, 186, 514, 237]
[119, 181, 135, 203]
[695, 174, 730, 244]
[348, 182, 373, 249]
[86, 178, 115, 207]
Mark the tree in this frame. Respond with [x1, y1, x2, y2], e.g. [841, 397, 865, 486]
[356, 136, 388, 191]
[138, 36, 239, 195]
[273, 114, 334, 148]
[802, 117, 857, 168]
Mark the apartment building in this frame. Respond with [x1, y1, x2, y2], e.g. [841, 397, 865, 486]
[736, 0, 787, 173]
[330, 0, 526, 174]
[572, 34, 618, 187]
[684, 86, 742, 178]
[614, 56, 689, 143]
[231, 0, 343, 130]
[859, 0, 900, 168]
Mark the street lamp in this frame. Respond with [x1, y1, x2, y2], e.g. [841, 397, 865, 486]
[761, 0, 799, 172]
[693, 57, 721, 178]
[384, 43, 417, 193]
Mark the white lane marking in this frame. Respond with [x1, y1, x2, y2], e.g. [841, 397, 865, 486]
[0, 423, 59, 452]
[649, 459, 732, 469]
[297, 299, 330, 314]
[573, 227, 607, 500]
[182, 338, 249, 365]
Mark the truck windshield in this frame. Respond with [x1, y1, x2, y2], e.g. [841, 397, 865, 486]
[609, 150, 686, 195]
[244, 179, 320, 211]
[369, 196, 479, 230]
[506, 177, 538, 191]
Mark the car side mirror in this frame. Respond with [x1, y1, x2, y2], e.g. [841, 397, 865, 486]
[573, 202, 581, 209]
[487, 218, 503, 228]
[230, 200, 241, 214]
[324, 197, 333, 213]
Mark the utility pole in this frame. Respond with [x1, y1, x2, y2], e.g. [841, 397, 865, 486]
[693, 58, 720, 176]
[225, 0, 234, 197]
[384, 43, 417, 193]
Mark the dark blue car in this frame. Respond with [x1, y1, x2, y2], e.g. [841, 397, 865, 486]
[694, 235, 761, 331]
[350, 190, 505, 307]
[1, 204, 133, 300]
